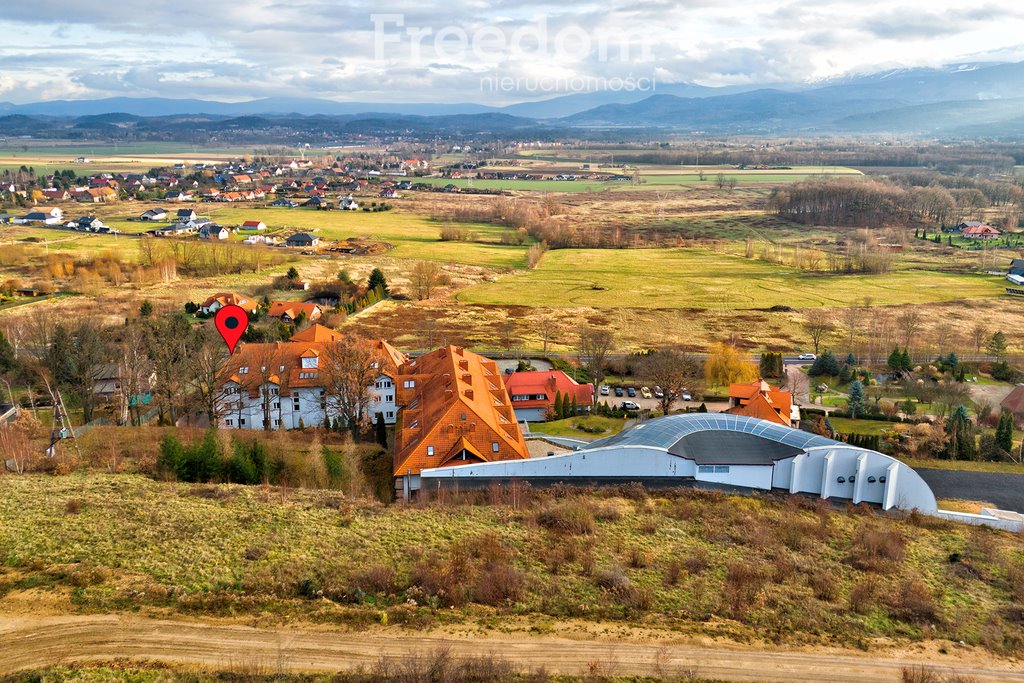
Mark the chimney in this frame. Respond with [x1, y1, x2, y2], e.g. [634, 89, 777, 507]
[462, 372, 473, 384]
[464, 388, 474, 399]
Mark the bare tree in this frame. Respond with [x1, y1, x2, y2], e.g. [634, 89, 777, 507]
[498, 318, 518, 352]
[321, 336, 383, 439]
[538, 316, 557, 355]
[190, 329, 230, 425]
[147, 313, 198, 425]
[577, 328, 614, 404]
[116, 322, 150, 426]
[971, 323, 989, 355]
[641, 349, 702, 416]
[896, 309, 923, 352]
[802, 310, 834, 355]
[410, 261, 442, 300]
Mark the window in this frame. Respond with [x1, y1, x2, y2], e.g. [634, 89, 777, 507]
[492, 442, 500, 453]
[279, 365, 285, 373]
[299, 372, 318, 379]
[273, 419, 281, 427]
[301, 356, 318, 369]
[225, 419, 234, 426]
[272, 402, 279, 410]
[404, 380, 415, 389]
[293, 398, 300, 409]
[698, 465, 730, 474]
[240, 418, 246, 426]
[239, 367, 249, 374]
[427, 446, 434, 456]
[382, 380, 392, 388]
[386, 394, 394, 403]
[386, 411, 394, 419]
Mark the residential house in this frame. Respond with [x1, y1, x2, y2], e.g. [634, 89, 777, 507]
[140, 208, 168, 221]
[962, 224, 1001, 240]
[340, 195, 359, 211]
[1001, 385, 1024, 422]
[240, 220, 267, 231]
[199, 292, 259, 316]
[725, 379, 798, 427]
[949, 220, 982, 234]
[165, 190, 193, 202]
[177, 208, 198, 222]
[1009, 259, 1024, 277]
[75, 186, 117, 203]
[393, 345, 528, 498]
[285, 233, 319, 248]
[268, 198, 296, 208]
[40, 188, 70, 201]
[242, 234, 278, 245]
[267, 301, 323, 323]
[68, 216, 106, 231]
[154, 223, 196, 237]
[504, 370, 595, 422]
[14, 207, 63, 225]
[302, 196, 331, 209]
[199, 224, 230, 240]
[215, 324, 406, 430]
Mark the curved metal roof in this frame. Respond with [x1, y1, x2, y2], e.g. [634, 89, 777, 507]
[586, 413, 839, 453]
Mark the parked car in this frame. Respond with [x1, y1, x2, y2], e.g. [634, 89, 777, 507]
[621, 400, 641, 411]
[640, 386, 652, 399]
[600, 385, 610, 396]
[653, 386, 664, 398]
[614, 386, 624, 397]
[681, 392, 692, 401]
[626, 387, 637, 398]
[798, 353, 816, 361]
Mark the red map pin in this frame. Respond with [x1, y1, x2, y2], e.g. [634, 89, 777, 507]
[214, 304, 249, 354]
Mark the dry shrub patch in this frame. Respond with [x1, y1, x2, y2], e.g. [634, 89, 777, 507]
[535, 502, 596, 535]
[849, 525, 906, 571]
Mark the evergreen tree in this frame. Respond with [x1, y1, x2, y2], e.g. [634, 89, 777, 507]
[809, 350, 840, 377]
[887, 346, 902, 373]
[570, 395, 578, 417]
[697, 402, 708, 413]
[46, 324, 76, 389]
[838, 364, 852, 385]
[375, 412, 388, 448]
[846, 352, 857, 365]
[0, 330, 16, 375]
[367, 267, 389, 295]
[847, 380, 866, 419]
[553, 391, 563, 420]
[139, 300, 154, 318]
[986, 331, 1008, 360]
[996, 410, 1014, 454]
[900, 348, 912, 372]
[944, 406, 976, 460]
[286, 266, 300, 280]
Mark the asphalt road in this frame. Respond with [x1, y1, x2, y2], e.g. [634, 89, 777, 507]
[916, 468, 1024, 511]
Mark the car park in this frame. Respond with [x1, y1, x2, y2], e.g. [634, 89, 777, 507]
[798, 353, 816, 361]
[640, 386, 652, 399]
[614, 386, 624, 397]
[621, 400, 641, 410]
[626, 387, 637, 398]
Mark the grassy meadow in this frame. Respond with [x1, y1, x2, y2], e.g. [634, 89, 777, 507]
[2, 473, 1024, 654]
[457, 249, 1007, 309]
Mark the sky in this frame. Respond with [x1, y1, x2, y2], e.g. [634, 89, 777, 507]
[1, 0, 1023, 104]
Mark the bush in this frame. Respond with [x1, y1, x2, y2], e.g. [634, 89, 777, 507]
[355, 565, 398, 595]
[849, 577, 879, 614]
[535, 502, 596, 535]
[723, 560, 768, 618]
[849, 525, 906, 570]
[594, 564, 631, 592]
[472, 563, 524, 606]
[889, 579, 940, 624]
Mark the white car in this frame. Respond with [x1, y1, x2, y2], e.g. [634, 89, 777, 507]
[621, 400, 641, 411]
[600, 385, 610, 395]
[681, 392, 692, 401]
[798, 353, 816, 361]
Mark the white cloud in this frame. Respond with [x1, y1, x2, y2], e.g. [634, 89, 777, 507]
[0, 0, 1022, 103]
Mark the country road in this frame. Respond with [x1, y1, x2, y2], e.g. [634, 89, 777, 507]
[2, 615, 1023, 682]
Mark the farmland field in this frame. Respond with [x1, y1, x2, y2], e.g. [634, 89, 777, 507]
[457, 248, 1007, 309]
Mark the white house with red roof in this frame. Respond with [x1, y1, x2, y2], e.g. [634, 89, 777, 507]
[503, 370, 595, 422]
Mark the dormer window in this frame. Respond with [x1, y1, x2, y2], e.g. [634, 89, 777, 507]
[239, 367, 249, 374]
[301, 356, 318, 369]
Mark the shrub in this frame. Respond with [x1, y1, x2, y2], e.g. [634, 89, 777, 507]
[808, 571, 839, 602]
[535, 502, 596, 535]
[889, 579, 940, 624]
[355, 565, 397, 595]
[472, 563, 524, 606]
[594, 564, 631, 592]
[723, 560, 768, 618]
[662, 559, 683, 586]
[849, 577, 879, 614]
[849, 525, 906, 570]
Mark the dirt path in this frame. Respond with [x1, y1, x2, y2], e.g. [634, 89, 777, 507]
[1, 615, 1023, 682]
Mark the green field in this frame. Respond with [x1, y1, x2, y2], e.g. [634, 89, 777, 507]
[414, 167, 862, 193]
[530, 416, 627, 439]
[457, 249, 1006, 309]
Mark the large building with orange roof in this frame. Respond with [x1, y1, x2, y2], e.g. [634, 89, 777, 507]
[215, 324, 406, 429]
[393, 345, 528, 498]
[725, 379, 798, 426]
[199, 292, 259, 316]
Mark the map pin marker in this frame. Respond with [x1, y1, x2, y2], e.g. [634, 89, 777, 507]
[214, 304, 249, 354]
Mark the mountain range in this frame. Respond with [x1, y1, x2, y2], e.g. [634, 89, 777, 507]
[1, 61, 1023, 137]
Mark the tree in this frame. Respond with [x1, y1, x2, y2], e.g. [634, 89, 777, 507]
[69, 320, 108, 424]
[705, 342, 758, 386]
[375, 412, 388, 448]
[577, 328, 614, 404]
[642, 349, 702, 416]
[887, 346, 903, 374]
[0, 330, 16, 376]
[139, 300, 154, 318]
[847, 380, 866, 419]
[759, 352, 784, 379]
[147, 312, 199, 425]
[410, 261, 442, 300]
[900, 348, 912, 372]
[553, 391, 563, 420]
[971, 324, 989, 355]
[808, 350, 840, 377]
[803, 310, 834, 355]
[986, 331, 1008, 360]
[896, 309, 923, 351]
[944, 406, 976, 460]
[996, 410, 1015, 454]
[190, 328, 230, 425]
[367, 267, 389, 296]
[286, 266, 300, 281]
[321, 334, 383, 440]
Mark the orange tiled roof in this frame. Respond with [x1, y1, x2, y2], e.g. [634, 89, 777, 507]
[393, 345, 528, 477]
[220, 331, 406, 399]
[200, 292, 258, 312]
[267, 301, 322, 321]
[504, 370, 594, 410]
[725, 379, 792, 426]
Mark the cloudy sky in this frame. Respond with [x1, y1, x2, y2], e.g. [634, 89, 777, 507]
[1, 0, 1023, 104]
